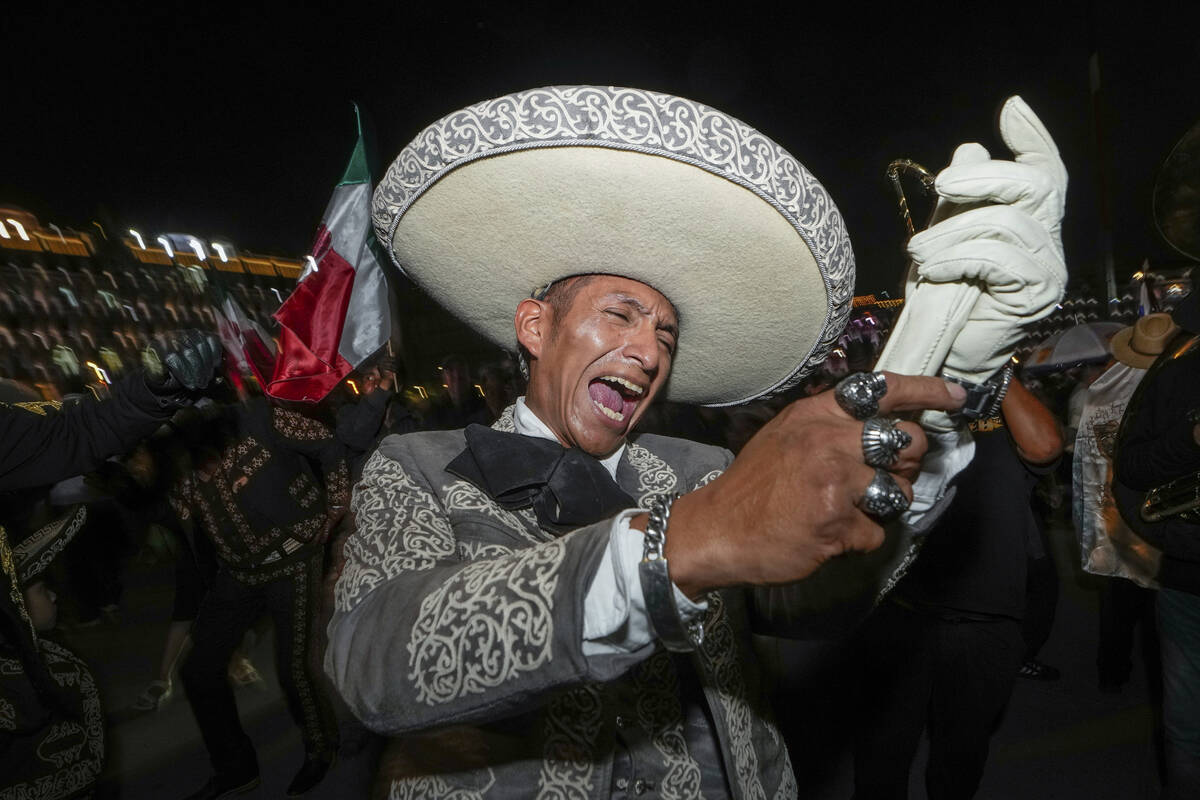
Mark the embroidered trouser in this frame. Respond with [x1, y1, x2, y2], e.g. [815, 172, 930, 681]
[180, 550, 338, 775]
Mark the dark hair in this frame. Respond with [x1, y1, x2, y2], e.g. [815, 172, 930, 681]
[517, 275, 599, 375]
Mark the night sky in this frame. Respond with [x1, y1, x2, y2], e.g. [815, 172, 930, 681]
[3, 2, 1197, 292]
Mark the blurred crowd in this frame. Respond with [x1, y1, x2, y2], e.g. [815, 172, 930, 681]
[3, 243, 1197, 799]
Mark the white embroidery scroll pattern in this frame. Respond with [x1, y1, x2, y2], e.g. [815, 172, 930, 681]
[337, 450, 455, 613]
[700, 593, 766, 800]
[443, 480, 549, 545]
[26, 641, 105, 796]
[774, 762, 799, 800]
[876, 540, 926, 605]
[389, 771, 495, 800]
[373, 87, 853, 390]
[537, 684, 603, 799]
[691, 469, 723, 492]
[457, 540, 513, 561]
[634, 651, 703, 799]
[407, 540, 565, 705]
[625, 443, 679, 507]
[490, 406, 517, 433]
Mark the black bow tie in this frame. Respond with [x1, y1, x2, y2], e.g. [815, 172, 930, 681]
[446, 424, 637, 535]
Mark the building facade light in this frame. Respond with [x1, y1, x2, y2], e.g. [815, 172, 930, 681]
[188, 236, 207, 260]
[5, 219, 29, 241]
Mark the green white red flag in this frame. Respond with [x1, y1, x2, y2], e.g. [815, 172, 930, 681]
[267, 107, 391, 402]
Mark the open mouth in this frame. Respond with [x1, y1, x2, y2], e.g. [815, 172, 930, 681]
[587, 375, 645, 424]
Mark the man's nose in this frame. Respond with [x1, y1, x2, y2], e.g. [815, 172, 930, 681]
[622, 324, 661, 373]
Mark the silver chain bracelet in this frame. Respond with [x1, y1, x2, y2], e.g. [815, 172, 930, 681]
[639, 493, 704, 652]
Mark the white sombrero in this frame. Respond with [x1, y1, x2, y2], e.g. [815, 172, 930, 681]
[372, 86, 854, 406]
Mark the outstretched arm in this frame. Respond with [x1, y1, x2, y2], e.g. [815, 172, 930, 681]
[0, 372, 180, 491]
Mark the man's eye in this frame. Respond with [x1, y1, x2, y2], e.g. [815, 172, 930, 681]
[605, 309, 630, 321]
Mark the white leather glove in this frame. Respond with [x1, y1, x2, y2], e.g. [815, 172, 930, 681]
[877, 96, 1067, 427]
[873, 96, 1067, 530]
[911, 95, 1067, 384]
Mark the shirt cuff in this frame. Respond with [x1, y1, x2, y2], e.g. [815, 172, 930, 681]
[581, 508, 708, 656]
[902, 426, 975, 526]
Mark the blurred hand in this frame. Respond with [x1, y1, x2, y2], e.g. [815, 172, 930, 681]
[662, 373, 966, 598]
[146, 330, 222, 392]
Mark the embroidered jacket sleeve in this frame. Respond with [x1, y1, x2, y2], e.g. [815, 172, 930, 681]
[326, 432, 650, 735]
[271, 407, 351, 511]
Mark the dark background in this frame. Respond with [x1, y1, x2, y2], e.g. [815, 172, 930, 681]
[2, 1, 1197, 292]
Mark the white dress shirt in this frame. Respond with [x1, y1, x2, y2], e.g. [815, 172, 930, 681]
[512, 397, 707, 655]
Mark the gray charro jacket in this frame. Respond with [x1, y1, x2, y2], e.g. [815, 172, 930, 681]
[326, 407, 925, 799]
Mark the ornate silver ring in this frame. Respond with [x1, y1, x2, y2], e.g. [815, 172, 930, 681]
[859, 468, 910, 518]
[835, 372, 888, 420]
[861, 417, 913, 468]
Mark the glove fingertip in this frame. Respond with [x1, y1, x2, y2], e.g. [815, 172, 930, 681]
[948, 142, 990, 166]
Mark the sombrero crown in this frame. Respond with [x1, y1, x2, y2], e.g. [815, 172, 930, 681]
[372, 86, 854, 406]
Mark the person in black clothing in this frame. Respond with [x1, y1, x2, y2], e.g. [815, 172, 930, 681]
[851, 375, 1062, 800]
[0, 331, 221, 799]
[174, 397, 348, 800]
[335, 353, 418, 480]
[1114, 322, 1200, 800]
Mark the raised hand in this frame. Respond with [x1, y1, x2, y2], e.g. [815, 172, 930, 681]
[876, 96, 1068, 396]
[662, 373, 965, 598]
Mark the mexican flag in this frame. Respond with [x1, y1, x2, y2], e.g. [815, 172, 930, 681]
[267, 107, 391, 403]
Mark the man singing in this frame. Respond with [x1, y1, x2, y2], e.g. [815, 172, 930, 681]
[325, 86, 1068, 799]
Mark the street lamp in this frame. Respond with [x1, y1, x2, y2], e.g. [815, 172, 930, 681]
[156, 236, 174, 259]
[212, 242, 229, 262]
[129, 229, 146, 249]
[0, 220, 9, 239]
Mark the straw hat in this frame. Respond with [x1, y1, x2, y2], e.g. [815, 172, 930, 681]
[372, 86, 854, 406]
[1111, 312, 1179, 369]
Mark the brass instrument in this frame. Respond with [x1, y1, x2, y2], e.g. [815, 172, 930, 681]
[1141, 469, 1200, 523]
[886, 159, 937, 241]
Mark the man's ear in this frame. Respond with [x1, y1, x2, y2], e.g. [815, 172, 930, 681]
[515, 298, 550, 360]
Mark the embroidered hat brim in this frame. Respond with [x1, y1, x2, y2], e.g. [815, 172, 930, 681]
[372, 86, 855, 406]
[13, 504, 87, 585]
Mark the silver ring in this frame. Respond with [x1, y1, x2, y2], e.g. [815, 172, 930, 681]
[860, 468, 910, 518]
[835, 372, 888, 420]
[861, 417, 913, 468]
